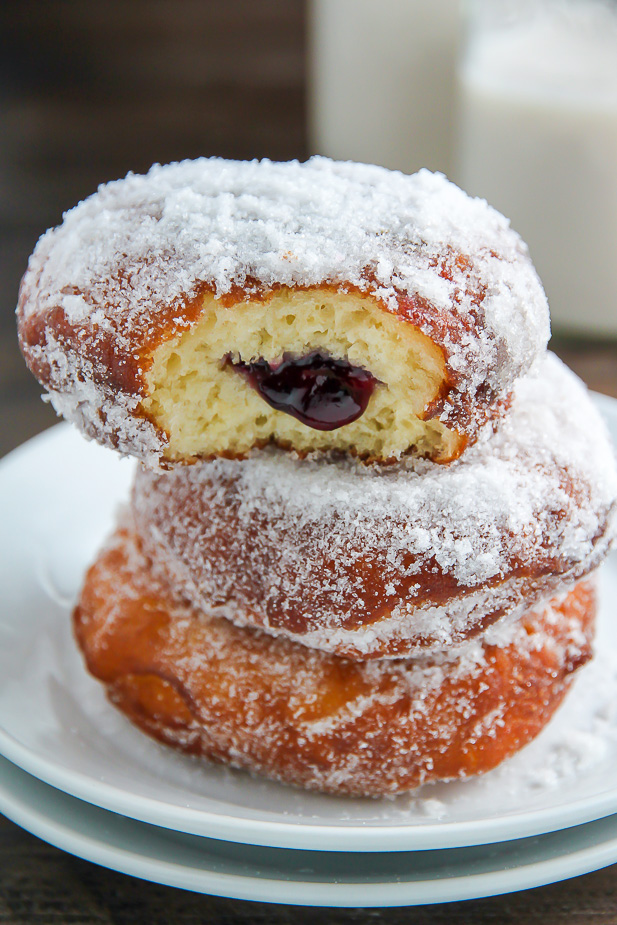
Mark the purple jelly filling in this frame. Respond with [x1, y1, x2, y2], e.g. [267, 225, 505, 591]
[227, 351, 377, 431]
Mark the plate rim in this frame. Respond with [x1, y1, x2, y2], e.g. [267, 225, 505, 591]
[1, 400, 617, 853]
[1, 754, 617, 907]
[2, 717, 617, 853]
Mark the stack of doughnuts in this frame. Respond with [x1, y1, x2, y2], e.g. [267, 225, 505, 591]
[17, 158, 617, 796]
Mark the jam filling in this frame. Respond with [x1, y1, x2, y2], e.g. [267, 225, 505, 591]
[227, 351, 377, 431]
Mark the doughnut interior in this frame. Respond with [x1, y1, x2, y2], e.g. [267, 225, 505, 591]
[140, 287, 461, 464]
[73, 526, 595, 797]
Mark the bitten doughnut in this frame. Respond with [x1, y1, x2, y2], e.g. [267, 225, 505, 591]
[17, 157, 549, 466]
[131, 354, 617, 659]
[73, 526, 595, 797]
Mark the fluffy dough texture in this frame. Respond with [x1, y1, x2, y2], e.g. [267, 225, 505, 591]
[17, 157, 549, 466]
[73, 526, 595, 797]
[131, 354, 617, 659]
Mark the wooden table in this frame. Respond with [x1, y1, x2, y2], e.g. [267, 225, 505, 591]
[1, 2, 617, 920]
[0, 820, 616, 924]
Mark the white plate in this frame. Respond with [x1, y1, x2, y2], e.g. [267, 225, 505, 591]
[0, 407, 617, 854]
[2, 754, 617, 907]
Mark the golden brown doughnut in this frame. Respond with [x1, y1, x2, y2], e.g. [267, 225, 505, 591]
[17, 157, 549, 466]
[131, 354, 617, 659]
[73, 526, 595, 797]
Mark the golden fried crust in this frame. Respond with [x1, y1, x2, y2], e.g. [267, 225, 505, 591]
[73, 528, 595, 797]
[132, 458, 573, 655]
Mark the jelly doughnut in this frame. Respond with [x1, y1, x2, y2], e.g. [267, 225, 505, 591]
[131, 354, 617, 659]
[73, 525, 595, 797]
[18, 157, 549, 466]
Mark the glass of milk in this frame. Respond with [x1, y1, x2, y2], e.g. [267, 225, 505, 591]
[308, 0, 461, 177]
[456, 0, 617, 336]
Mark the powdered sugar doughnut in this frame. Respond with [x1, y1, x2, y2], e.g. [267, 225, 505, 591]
[18, 157, 549, 466]
[73, 525, 595, 797]
[131, 354, 617, 659]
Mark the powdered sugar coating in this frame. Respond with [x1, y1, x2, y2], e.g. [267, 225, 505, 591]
[74, 526, 595, 796]
[132, 354, 617, 659]
[17, 157, 549, 464]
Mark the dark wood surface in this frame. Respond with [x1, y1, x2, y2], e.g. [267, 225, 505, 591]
[1, 2, 617, 920]
[1, 817, 617, 925]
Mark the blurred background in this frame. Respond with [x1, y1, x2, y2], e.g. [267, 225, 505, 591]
[2, 0, 616, 458]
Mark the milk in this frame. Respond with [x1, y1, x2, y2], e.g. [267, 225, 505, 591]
[308, 0, 461, 176]
[457, 1, 617, 336]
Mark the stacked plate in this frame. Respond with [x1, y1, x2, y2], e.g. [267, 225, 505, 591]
[1, 408, 617, 908]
